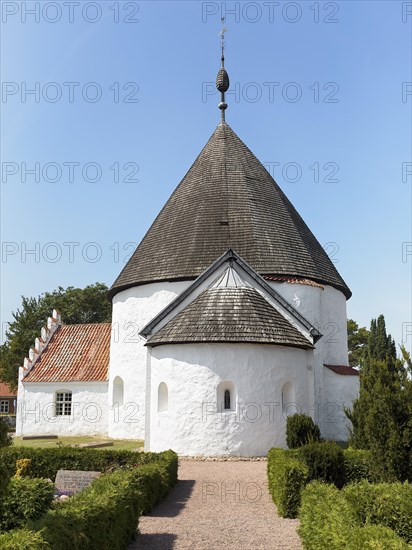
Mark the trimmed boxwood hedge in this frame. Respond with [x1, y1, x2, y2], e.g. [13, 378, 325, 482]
[0, 477, 55, 531]
[299, 481, 411, 549]
[298, 441, 345, 488]
[267, 448, 309, 518]
[286, 413, 321, 448]
[0, 528, 50, 549]
[343, 480, 412, 544]
[267, 446, 373, 518]
[0, 450, 178, 550]
[343, 449, 372, 483]
[0, 447, 168, 481]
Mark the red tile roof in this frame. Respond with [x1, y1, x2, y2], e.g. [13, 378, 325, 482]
[0, 382, 16, 397]
[324, 364, 359, 376]
[264, 275, 324, 289]
[24, 324, 111, 383]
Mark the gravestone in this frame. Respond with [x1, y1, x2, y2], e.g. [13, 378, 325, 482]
[55, 469, 101, 496]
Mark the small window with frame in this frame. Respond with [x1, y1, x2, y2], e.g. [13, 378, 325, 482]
[55, 391, 72, 416]
[0, 400, 9, 414]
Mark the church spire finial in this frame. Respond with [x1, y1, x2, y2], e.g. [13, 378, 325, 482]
[216, 17, 229, 123]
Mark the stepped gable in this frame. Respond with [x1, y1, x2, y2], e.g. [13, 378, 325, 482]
[23, 322, 111, 383]
[109, 122, 351, 300]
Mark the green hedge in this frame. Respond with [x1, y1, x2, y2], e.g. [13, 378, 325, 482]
[0, 447, 167, 480]
[0, 477, 55, 531]
[298, 441, 345, 488]
[299, 481, 410, 550]
[0, 528, 50, 549]
[343, 449, 372, 483]
[34, 452, 178, 550]
[343, 481, 412, 544]
[0, 450, 178, 550]
[267, 448, 309, 518]
[286, 413, 321, 448]
[267, 446, 373, 519]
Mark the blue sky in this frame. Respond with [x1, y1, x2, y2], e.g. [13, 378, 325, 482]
[1, 0, 411, 351]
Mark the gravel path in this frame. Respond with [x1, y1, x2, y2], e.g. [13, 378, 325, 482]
[129, 460, 302, 550]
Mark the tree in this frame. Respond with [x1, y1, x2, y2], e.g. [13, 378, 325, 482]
[0, 283, 111, 390]
[347, 319, 369, 367]
[346, 315, 412, 482]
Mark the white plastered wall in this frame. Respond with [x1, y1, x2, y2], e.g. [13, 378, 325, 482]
[15, 380, 108, 437]
[321, 368, 359, 441]
[108, 281, 190, 439]
[147, 342, 315, 456]
[267, 280, 356, 440]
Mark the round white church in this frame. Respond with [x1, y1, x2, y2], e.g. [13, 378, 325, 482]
[16, 52, 359, 456]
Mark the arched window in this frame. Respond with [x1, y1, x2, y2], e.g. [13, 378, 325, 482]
[113, 376, 124, 407]
[281, 382, 297, 417]
[217, 381, 236, 412]
[224, 389, 231, 410]
[158, 382, 168, 412]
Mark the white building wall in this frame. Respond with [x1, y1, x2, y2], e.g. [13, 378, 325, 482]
[108, 281, 190, 439]
[321, 368, 359, 441]
[267, 281, 348, 365]
[147, 343, 315, 456]
[15, 380, 108, 437]
[267, 280, 354, 439]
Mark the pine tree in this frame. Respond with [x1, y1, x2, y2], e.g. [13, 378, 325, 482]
[346, 315, 412, 481]
[347, 319, 369, 367]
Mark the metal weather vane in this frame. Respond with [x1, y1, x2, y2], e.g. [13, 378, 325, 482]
[216, 17, 230, 122]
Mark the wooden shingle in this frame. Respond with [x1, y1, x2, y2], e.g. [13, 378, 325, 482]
[109, 123, 351, 300]
[147, 287, 313, 349]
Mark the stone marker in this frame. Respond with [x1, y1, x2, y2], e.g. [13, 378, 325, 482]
[22, 435, 58, 440]
[76, 441, 114, 449]
[55, 469, 101, 496]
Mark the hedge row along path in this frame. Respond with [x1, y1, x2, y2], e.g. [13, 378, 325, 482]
[129, 460, 302, 549]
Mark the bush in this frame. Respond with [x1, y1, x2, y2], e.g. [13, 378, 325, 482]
[299, 481, 410, 550]
[0, 528, 49, 549]
[33, 451, 178, 550]
[267, 448, 309, 518]
[0, 447, 166, 480]
[15, 459, 32, 478]
[349, 525, 410, 550]
[0, 461, 12, 502]
[343, 448, 372, 483]
[0, 417, 12, 448]
[0, 477, 55, 531]
[343, 481, 412, 544]
[299, 441, 345, 488]
[299, 481, 357, 549]
[286, 414, 321, 449]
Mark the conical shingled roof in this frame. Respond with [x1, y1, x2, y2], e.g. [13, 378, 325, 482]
[109, 123, 351, 300]
[146, 287, 314, 349]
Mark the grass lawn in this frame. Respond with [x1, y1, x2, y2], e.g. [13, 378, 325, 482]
[12, 436, 144, 451]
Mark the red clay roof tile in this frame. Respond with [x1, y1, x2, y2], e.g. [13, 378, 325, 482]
[0, 382, 16, 397]
[24, 324, 111, 383]
[324, 364, 359, 376]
